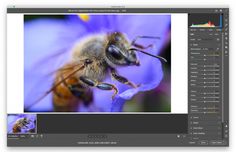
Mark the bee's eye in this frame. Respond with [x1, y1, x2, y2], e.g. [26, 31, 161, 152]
[85, 59, 93, 64]
[115, 35, 122, 41]
[107, 45, 123, 60]
[131, 51, 137, 58]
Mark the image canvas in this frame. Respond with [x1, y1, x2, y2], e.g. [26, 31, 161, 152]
[24, 14, 171, 112]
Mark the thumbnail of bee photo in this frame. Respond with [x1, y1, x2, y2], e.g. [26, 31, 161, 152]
[7, 114, 37, 134]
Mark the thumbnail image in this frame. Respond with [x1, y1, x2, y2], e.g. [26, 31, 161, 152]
[7, 114, 36, 134]
[24, 14, 171, 112]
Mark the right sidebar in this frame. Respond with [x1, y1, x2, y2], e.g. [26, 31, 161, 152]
[188, 8, 229, 146]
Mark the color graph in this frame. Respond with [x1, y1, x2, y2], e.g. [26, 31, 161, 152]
[189, 13, 223, 28]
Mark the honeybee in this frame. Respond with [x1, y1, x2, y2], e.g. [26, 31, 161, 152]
[12, 117, 32, 133]
[26, 32, 167, 112]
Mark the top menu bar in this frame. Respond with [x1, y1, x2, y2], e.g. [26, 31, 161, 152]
[7, 8, 229, 13]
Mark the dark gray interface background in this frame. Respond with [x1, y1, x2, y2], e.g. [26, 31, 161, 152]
[7, 7, 229, 147]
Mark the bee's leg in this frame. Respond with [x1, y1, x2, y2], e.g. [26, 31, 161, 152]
[68, 84, 84, 97]
[21, 124, 28, 129]
[68, 83, 93, 106]
[97, 83, 118, 100]
[80, 76, 118, 100]
[131, 35, 160, 49]
[110, 68, 139, 88]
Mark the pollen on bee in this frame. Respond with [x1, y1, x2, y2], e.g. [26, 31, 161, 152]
[78, 14, 90, 22]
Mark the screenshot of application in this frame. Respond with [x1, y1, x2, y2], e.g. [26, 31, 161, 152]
[7, 6, 229, 146]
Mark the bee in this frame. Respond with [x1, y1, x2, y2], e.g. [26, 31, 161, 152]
[12, 117, 31, 133]
[26, 32, 167, 112]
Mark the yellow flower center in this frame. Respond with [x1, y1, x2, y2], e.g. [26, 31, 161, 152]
[78, 14, 90, 22]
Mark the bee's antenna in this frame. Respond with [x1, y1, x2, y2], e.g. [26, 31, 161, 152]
[131, 48, 167, 63]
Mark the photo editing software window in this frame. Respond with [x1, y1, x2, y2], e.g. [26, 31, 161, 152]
[7, 7, 229, 147]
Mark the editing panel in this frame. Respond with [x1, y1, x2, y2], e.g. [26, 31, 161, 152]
[188, 10, 229, 146]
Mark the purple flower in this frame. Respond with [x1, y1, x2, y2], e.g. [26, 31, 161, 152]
[7, 114, 36, 134]
[24, 15, 171, 112]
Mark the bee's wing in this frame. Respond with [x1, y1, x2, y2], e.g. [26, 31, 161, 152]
[29, 47, 71, 75]
[24, 59, 86, 112]
[24, 16, 87, 112]
[24, 46, 71, 110]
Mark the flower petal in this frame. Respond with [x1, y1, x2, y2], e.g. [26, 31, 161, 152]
[24, 17, 87, 111]
[117, 15, 171, 55]
[70, 15, 119, 33]
[111, 58, 163, 112]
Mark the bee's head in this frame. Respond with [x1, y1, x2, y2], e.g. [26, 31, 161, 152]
[105, 32, 140, 67]
[23, 118, 28, 123]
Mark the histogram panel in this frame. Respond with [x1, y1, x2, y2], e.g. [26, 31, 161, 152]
[189, 13, 223, 28]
